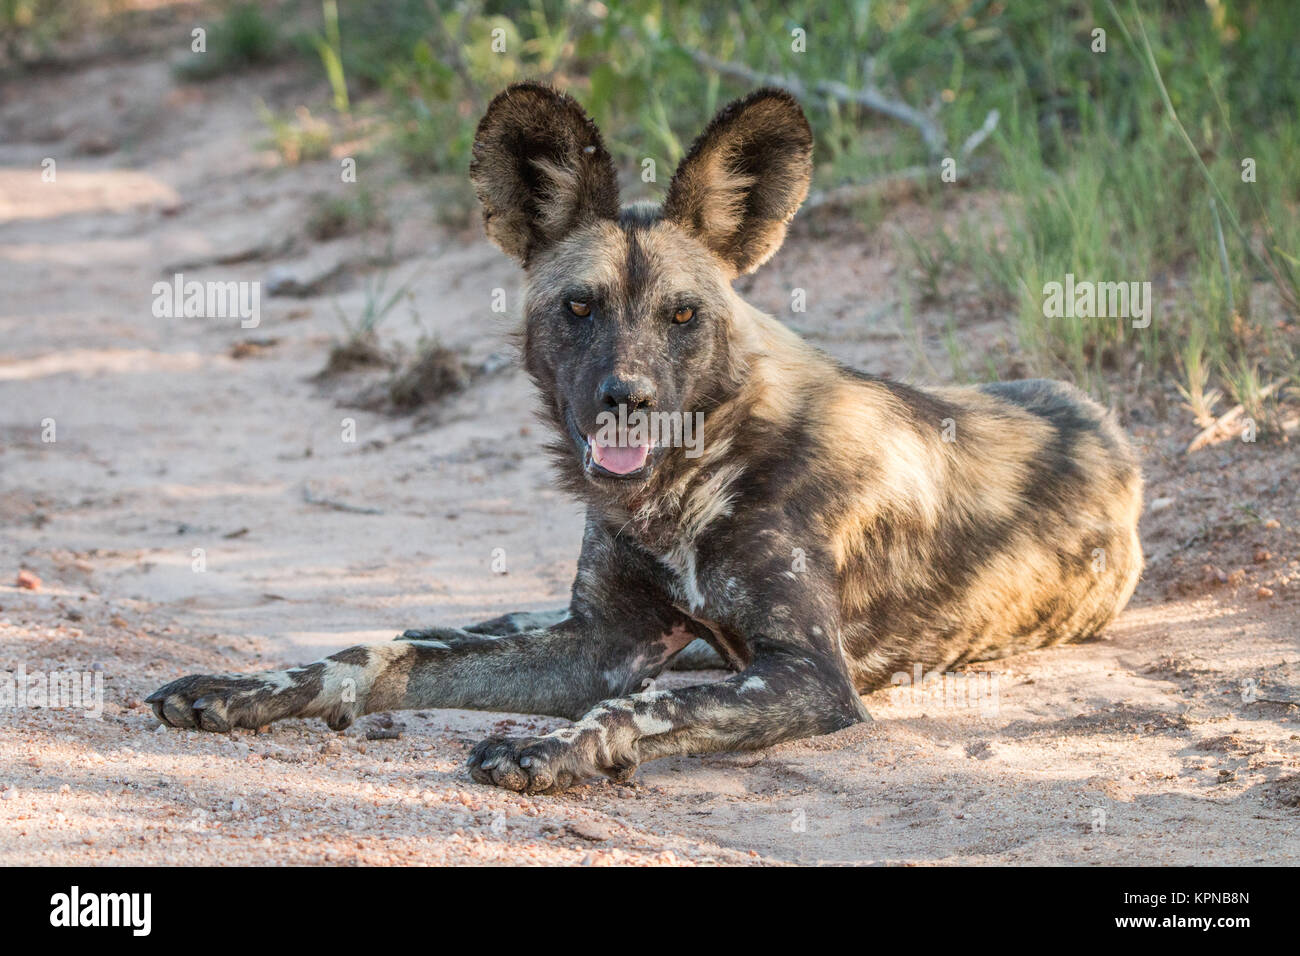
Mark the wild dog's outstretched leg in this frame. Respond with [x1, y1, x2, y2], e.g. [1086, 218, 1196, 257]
[147, 522, 700, 731]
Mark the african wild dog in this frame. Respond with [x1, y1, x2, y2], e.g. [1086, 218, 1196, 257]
[149, 85, 1143, 793]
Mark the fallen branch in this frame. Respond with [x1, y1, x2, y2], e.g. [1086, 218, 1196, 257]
[803, 157, 992, 212]
[803, 164, 928, 211]
[684, 48, 948, 157]
[685, 49, 999, 164]
[814, 78, 948, 157]
[1185, 380, 1283, 453]
[683, 48, 1001, 212]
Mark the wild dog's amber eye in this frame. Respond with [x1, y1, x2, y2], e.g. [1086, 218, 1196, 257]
[568, 300, 591, 317]
[673, 306, 695, 325]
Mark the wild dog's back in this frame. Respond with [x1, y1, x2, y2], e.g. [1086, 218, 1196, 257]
[819, 369, 1143, 692]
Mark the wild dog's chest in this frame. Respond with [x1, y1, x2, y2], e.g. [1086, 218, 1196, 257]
[653, 538, 752, 669]
[636, 507, 727, 612]
[622, 461, 755, 660]
[660, 541, 754, 671]
[632, 461, 748, 602]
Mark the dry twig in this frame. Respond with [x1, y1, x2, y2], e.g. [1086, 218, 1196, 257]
[1186, 380, 1283, 453]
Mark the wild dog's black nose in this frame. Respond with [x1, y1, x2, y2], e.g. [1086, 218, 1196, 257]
[597, 374, 656, 411]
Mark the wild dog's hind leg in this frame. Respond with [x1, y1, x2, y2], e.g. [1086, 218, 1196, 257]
[148, 520, 696, 731]
[401, 608, 723, 671]
[395, 607, 569, 645]
[464, 608, 569, 635]
[147, 619, 686, 732]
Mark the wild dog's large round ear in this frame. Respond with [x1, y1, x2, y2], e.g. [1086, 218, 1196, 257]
[469, 83, 620, 266]
[663, 88, 813, 277]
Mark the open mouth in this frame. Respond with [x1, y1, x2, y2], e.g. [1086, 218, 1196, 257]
[589, 435, 651, 475]
[566, 411, 654, 480]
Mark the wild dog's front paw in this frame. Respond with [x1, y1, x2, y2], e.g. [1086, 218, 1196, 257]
[147, 674, 285, 732]
[468, 735, 630, 794]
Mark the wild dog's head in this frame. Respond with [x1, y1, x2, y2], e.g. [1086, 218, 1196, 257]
[470, 83, 811, 497]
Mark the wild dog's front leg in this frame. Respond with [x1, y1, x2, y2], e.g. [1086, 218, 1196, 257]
[147, 617, 693, 732]
[149, 518, 699, 731]
[469, 534, 874, 792]
[468, 644, 868, 793]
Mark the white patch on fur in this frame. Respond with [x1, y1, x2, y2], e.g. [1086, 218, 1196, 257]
[552, 710, 611, 745]
[261, 671, 297, 692]
[660, 546, 706, 613]
[633, 711, 674, 735]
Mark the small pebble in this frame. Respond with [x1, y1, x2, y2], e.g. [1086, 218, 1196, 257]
[567, 820, 613, 842]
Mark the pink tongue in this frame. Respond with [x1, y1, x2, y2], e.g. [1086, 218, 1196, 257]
[590, 439, 650, 475]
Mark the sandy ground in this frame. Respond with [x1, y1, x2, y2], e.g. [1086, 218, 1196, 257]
[2, 29, 1298, 866]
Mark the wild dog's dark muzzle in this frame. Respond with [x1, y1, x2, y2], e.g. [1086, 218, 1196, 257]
[567, 374, 656, 476]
